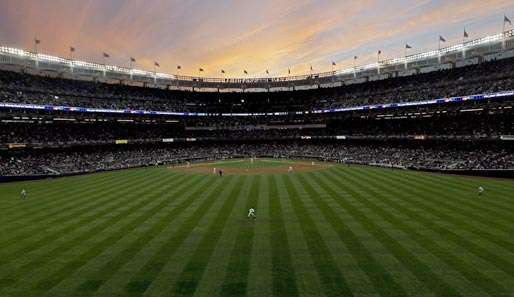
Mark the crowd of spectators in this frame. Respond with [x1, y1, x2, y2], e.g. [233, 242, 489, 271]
[1, 141, 513, 176]
[1, 57, 514, 113]
[1, 56, 513, 177]
[1, 109, 512, 145]
[0, 122, 184, 144]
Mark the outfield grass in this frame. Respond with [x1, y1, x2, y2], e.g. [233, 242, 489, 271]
[0, 162, 513, 297]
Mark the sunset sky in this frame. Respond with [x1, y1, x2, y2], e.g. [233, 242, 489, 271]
[0, 0, 513, 78]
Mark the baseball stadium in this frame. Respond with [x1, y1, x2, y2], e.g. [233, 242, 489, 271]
[0, 2, 514, 297]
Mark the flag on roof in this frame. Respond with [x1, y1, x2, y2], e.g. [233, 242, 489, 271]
[505, 15, 512, 25]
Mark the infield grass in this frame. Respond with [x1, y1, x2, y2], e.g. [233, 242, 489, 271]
[0, 161, 513, 297]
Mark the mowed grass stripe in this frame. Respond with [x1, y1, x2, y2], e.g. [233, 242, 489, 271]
[406, 171, 514, 218]
[246, 174, 272, 297]
[338, 166, 514, 276]
[389, 168, 514, 225]
[381, 169, 514, 240]
[123, 176, 235, 296]
[0, 167, 162, 216]
[327, 167, 510, 296]
[350, 167, 514, 274]
[0, 170, 169, 277]
[0, 168, 147, 224]
[0, 170, 184, 293]
[0, 170, 179, 262]
[0, 168, 155, 235]
[291, 173, 409, 297]
[0, 169, 125, 212]
[404, 170, 514, 204]
[109, 175, 226, 297]
[0, 169, 163, 250]
[268, 175, 300, 297]
[0, 167, 133, 200]
[72, 174, 213, 294]
[274, 175, 326, 296]
[172, 176, 248, 297]
[181, 176, 254, 297]
[281, 174, 356, 297]
[422, 170, 514, 193]
[26, 171, 194, 293]
[218, 176, 261, 297]
[309, 169, 462, 297]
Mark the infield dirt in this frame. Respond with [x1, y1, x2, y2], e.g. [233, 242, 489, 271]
[169, 160, 330, 175]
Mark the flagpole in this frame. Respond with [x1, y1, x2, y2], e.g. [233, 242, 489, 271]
[353, 56, 357, 78]
[377, 51, 381, 75]
[438, 36, 442, 64]
[129, 58, 134, 80]
[68, 47, 74, 73]
[176, 66, 181, 89]
[101, 53, 108, 77]
[502, 15, 509, 51]
[462, 30, 467, 59]
[153, 62, 158, 84]
[404, 45, 408, 70]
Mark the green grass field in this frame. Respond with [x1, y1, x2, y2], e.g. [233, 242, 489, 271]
[0, 161, 513, 297]
[208, 159, 292, 169]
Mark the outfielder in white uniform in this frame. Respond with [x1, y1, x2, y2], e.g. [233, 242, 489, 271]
[248, 208, 256, 219]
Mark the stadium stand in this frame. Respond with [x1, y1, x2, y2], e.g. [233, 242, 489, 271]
[1, 57, 514, 112]
[1, 31, 514, 179]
